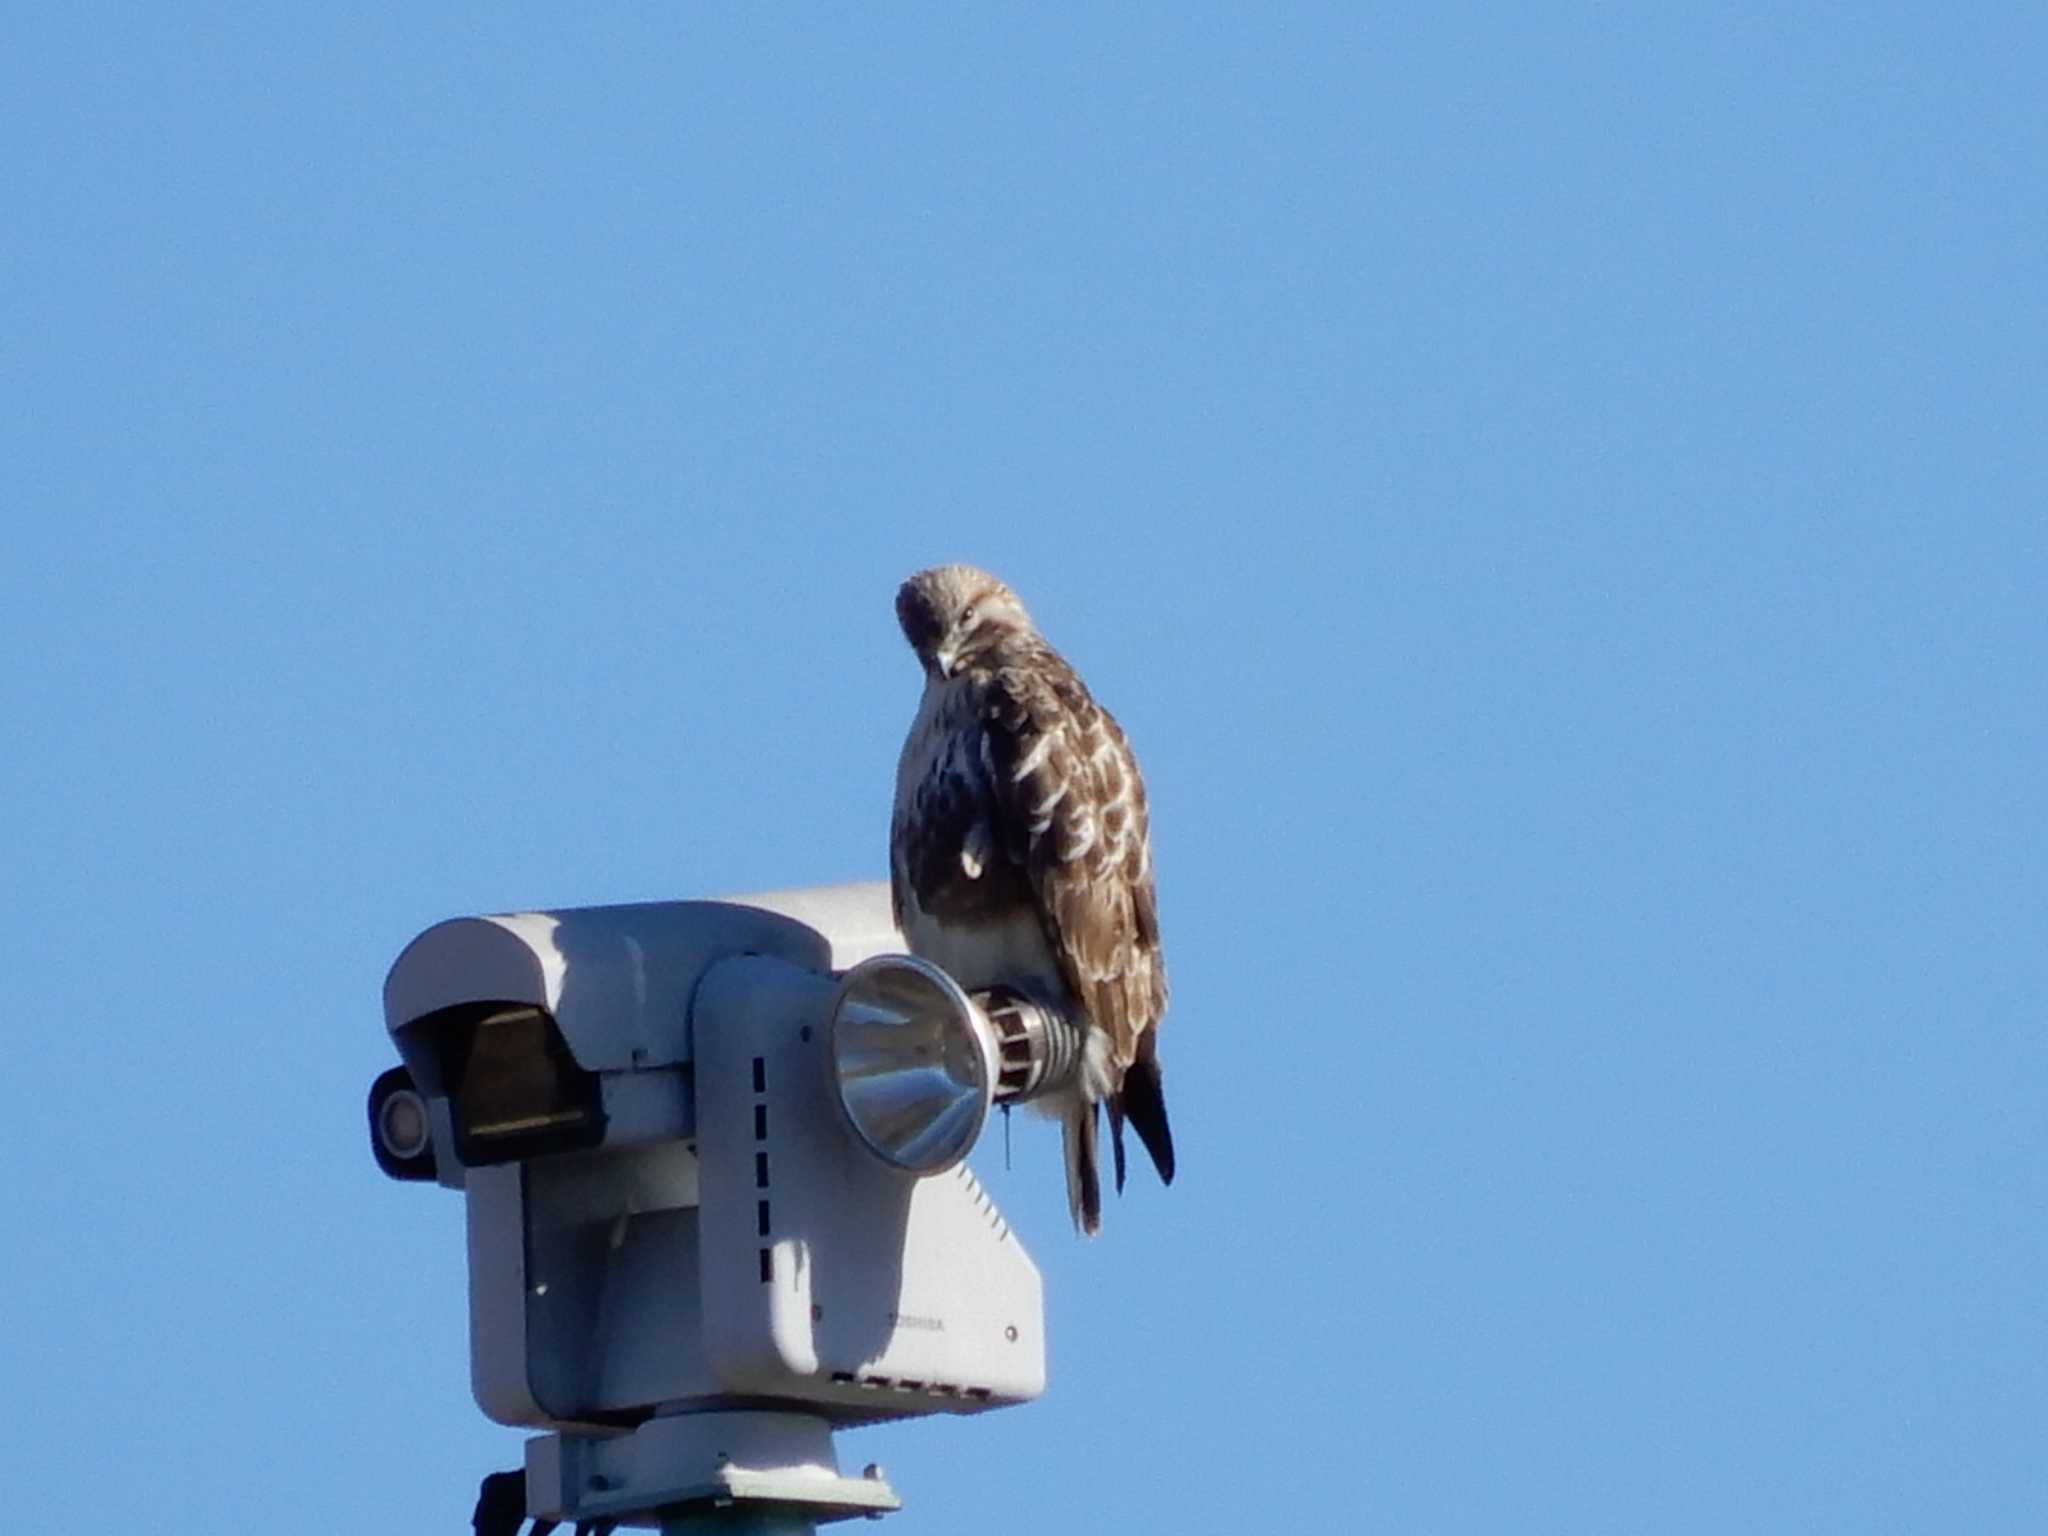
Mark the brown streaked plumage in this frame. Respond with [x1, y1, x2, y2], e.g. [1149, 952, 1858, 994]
[889, 564, 1173, 1234]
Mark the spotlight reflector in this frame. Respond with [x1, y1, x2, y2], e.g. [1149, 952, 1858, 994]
[827, 955, 996, 1174]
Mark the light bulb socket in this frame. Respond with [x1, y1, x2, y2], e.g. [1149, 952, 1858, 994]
[977, 988, 1086, 1104]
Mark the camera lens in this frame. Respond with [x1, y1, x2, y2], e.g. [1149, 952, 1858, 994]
[378, 1086, 431, 1160]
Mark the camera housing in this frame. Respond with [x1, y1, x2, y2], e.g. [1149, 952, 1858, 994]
[374, 882, 1046, 1506]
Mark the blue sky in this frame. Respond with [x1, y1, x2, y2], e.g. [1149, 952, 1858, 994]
[3, 5, 2042, 1532]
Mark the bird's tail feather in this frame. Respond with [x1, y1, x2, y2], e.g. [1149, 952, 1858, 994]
[1107, 1099, 1129, 1193]
[1120, 1035, 1175, 1186]
[1063, 1098, 1102, 1235]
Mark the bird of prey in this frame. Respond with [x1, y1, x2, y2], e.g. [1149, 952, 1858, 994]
[889, 564, 1174, 1233]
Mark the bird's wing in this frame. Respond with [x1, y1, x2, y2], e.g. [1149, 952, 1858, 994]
[979, 647, 1168, 1077]
[891, 700, 1026, 929]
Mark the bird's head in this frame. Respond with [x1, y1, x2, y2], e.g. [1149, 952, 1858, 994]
[896, 565, 1034, 680]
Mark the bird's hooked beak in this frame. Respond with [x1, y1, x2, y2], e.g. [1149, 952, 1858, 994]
[933, 644, 960, 680]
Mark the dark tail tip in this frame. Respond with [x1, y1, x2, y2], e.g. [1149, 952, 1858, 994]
[1079, 1123, 1103, 1235]
[1120, 1047, 1175, 1186]
[1107, 1099, 1130, 1193]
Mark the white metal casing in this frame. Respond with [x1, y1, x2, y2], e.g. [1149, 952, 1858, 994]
[383, 883, 905, 1078]
[379, 883, 1045, 1431]
[694, 953, 1046, 1414]
[524, 1411, 901, 1528]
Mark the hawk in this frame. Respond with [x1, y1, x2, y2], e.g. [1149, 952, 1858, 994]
[889, 564, 1174, 1234]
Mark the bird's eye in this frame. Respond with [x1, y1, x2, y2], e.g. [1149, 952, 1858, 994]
[961, 604, 978, 628]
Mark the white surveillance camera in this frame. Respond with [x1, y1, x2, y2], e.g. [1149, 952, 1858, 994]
[373, 883, 1060, 1530]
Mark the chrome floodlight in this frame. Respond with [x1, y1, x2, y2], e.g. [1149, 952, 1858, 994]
[828, 954, 998, 1174]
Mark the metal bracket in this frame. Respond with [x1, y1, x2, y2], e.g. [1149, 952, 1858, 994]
[527, 1411, 901, 1529]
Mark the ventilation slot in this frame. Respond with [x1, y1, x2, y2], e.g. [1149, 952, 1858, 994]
[748, 1060, 774, 1281]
